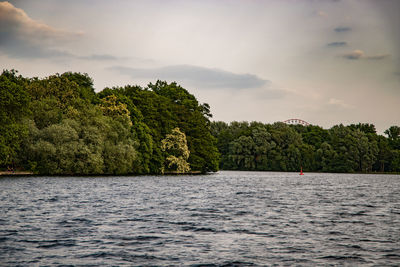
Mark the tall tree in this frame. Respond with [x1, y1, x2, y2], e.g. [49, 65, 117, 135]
[161, 127, 190, 173]
[0, 70, 30, 169]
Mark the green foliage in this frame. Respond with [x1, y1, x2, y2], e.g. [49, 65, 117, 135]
[0, 70, 30, 167]
[1, 70, 219, 175]
[23, 106, 138, 175]
[2, 69, 399, 174]
[212, 121, 400, 173]
[9, 71, 139, 175]
[99, 94, 132, 125]
[161, 127, 190, 173]
[59, 72, 98, 103]
[97, 80, 219, 173]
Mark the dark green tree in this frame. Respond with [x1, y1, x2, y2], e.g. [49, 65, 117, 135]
[0, 70, 30, 169]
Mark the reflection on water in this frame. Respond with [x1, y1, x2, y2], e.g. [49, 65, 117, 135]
[0, 171, 399, 266]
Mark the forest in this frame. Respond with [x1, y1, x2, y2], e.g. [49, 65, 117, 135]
[1, 69, 399, 175]
[0, 70, 219, 175]
[211, 121, 400, 173]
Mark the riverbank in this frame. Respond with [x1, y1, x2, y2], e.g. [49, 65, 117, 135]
[0, 170, 204, 176]
[0, 171, 34, 176]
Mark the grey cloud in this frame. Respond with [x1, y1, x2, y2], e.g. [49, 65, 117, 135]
[253, 87, 286, 100]
[334, 27, 351, 32]
[327, 41, 347, 47]
[0, 31, 74, 59]
[0, 40, 73, 59]
[110, 65, 268, 89]
[342, 50, 389, 60]
[343, 50, 364, 60]
[79, 54, 119, 61]
[0, 1, 81, 58]
[78, 54, 147, 62]
[366, 54, 389, 60]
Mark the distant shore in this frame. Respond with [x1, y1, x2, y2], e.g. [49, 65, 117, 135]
[0, 171, 34, 176]
[0, 170, 204, 176]
[1, 170, 399, 176]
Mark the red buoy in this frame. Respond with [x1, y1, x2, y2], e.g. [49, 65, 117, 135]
[300, 167, 304, 175]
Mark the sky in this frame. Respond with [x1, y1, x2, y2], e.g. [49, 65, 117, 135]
[1, 0, 399, 133]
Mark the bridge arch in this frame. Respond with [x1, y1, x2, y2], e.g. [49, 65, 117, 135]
[283, 118, 310, 126]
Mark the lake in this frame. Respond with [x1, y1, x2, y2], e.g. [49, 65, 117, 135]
[0, 171, 399, 266]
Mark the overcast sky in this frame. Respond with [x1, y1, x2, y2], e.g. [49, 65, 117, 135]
[1, 0, 399, 133]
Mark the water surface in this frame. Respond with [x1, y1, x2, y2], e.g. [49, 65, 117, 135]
[1, 171, 399, 266]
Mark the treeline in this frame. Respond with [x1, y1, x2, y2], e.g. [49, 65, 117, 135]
[211, 121, 400, 173]
[0, 70, 219, 174]
[1, 69, 399, 175]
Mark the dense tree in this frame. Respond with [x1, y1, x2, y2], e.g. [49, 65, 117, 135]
[1, 69, 399, 174]
[385, 126, 400, 150]
[0, 70, 30, 169]
[161, 127, 190, 173]
[211, 121, 399, 173]
[97, 81, 219, 173]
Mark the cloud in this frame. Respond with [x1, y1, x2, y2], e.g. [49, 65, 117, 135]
[78, 54, 119, 61]
[334, 26, 351, 32]
[328, 98, 354, 109]
[0, 42, 74, 59]
[110, 65, 269, 89]
[366, 54, 390, 60]
[327, 41, 347, 47]
[343, 49, 364, 60]
[252, 86, 287, 100]
[342, 49, 389, 60]
[0, 1, 82, 58]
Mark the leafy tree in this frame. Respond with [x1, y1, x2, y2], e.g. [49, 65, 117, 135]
[316, 142, 336, 171]
[385, 126, 400, 141]
[301, 125, 328, 150]
[252, 126, 272, 170]
[385, 126, 400, 150]
[161, 127, 190, 173]
[97, 86, 154, 174]
[0, 70, 30, 168]
[3, 69, 399, 175]
[349, 123, 377, 134]
[99, 94, 131, 125]
[212, 121, 394, 173]
[228, 135, 255, 170]
[374, 135, 391, 172]
[26, 119, 104, 175]
[352, 129, 378, 172]
[59, 72, 98, 103]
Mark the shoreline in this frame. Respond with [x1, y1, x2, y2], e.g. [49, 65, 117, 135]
[0, 170, 205, 177]
[1, 170, 399, 176]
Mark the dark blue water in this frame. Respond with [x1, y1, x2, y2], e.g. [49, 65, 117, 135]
[0, 171, 399, 266]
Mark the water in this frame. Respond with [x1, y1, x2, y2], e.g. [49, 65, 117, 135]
[0, 171, 399, 266]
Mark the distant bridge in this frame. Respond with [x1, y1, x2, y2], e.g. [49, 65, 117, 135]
[283, 119, 311, 126]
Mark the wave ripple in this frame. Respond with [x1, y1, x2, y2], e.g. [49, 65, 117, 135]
[0, 171, 399, 266]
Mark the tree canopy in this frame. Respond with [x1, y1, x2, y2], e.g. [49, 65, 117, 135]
[0, 70, 219, 174]
[0, 69, 398, 174]
[211, 121, 400, 173]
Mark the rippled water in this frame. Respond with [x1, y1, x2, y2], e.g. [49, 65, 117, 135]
[1, 171, 399, 266]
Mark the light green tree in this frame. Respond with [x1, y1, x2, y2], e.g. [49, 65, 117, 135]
[99, 94, 131, 125]
[161, 127, 190, 173]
